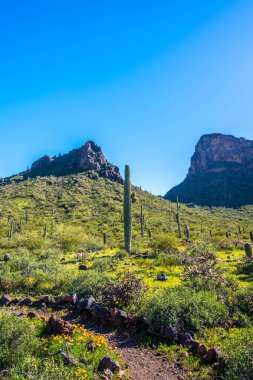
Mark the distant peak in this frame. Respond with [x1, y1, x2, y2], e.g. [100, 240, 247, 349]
[26, 141, 123, 183]
[165, 133, 253, 207]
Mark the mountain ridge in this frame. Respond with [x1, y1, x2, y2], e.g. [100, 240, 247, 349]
[165, 133, 253, 207]
[7, 140, 123, 184]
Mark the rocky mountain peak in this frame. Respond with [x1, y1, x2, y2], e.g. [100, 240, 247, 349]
[165, 133, 253, 207]
[188, 133, 253, 178]
[29, 140, 122, 183]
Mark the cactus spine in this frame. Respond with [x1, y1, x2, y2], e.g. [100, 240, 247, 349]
[124, 165, 132, 253]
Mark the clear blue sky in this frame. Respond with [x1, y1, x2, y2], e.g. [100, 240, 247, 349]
[1, 0, 253, 194]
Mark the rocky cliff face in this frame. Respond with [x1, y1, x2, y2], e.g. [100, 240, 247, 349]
[26, 141, 122, 183]
[165, 133, 253, 207]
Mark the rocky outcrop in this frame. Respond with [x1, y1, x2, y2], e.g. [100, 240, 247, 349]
[165, 133, 253, 207]
[25, 141, 122, 183]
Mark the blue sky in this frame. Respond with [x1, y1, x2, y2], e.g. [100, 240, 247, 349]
[1, 0, 253, 194]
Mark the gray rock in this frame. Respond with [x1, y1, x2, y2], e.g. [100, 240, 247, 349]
[179, 333, 193, 347]
[76, 296, 96, 311]
[98, 356, 120, 373]
[155, 274, 168, 281]
[0, 295, 12, 306]
[79, 264, 89, 270]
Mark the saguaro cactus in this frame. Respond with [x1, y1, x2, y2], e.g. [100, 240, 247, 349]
[244, 242, 252, 259]
[124, 165, 132, 253]
[140, 206, 144, 238]
[103, 232, 107, 245]
[185, 226, 190, 239]
[250, 231, 253, 242]
[176, 197, 181, 238]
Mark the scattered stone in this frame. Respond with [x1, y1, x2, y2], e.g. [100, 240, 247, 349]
[114, 309, 128, 325]
[10, 297, 22, 304]
[203, 348, 222, 364]
[92, 304, 110, 321]
[189, 340, 200, 353]
[197, 344, 208, 358]
[164, 324, 177, 341]
[155, 274, 168, 281]
[98, 356, 120, 373]
[19, 297, 33, 306]
[45, 316, 74, 335]
[39, 295, 56, 305]
[3, 253, 10, 262]
[76, 296, 96, 311]
[0, 295, 12, 306]
[27, 311, 38, 319]
[78, 264, 89, 270]
[62, 292, 78, 304]
[179, 333, 193, 347]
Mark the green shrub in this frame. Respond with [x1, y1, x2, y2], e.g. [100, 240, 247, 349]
[0, 314, 39, 368]
[142, 286, 228, 332]
[71, 270, 113, 299]
[150, 234, 178, 253]
[53, 225, 88, 252]
[222, 328, 253, 380]
[235, 287, 253, 319]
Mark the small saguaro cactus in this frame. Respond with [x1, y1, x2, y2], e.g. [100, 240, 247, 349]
[43, 225, 47, 238]
[140, 206, 144, 238]
[25, 208, 29, 223]
[250, 231, 253, 242]
[185, 226, 190, 239]
[226, 231, 229, 239]
[124, 165, 132, 253]
[103, 232, 107, 245]
[148, 229, 152, 238]
[238, 225, 241, 235]
[244, 242, 252, 259]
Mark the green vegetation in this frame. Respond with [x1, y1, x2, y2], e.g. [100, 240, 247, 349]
[0, 172, 253, 379]
[0, 311, 120, 379]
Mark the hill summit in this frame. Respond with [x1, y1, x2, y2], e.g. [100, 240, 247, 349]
[165, 133, 253, 207]
[24, 140, 123, 183]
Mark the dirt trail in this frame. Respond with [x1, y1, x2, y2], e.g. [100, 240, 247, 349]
[6, 307, 184, 380]
[79, 319, 183, 380]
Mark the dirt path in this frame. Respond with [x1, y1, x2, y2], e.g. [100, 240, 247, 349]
[6, 307, 184, 380]
[77, 318, 184, 380]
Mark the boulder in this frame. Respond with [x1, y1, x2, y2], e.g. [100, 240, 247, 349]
[45, 316, 74, 335]
[98, 356, 120, 373]
[203, 348, 222, 364]
[179, 333, 193, 347]
[78, 264, 89, 271]
[197, 344, 208, 358]
[92, 304, 110, 321]
[164, 324, 177, 341]
[0, 295, 12, 306]
[19, 297, 33, 306]
[155, 274, 168, 281]
[189, 340, 201, 353]
[39, 295, 56, 305]
[3, 253, 10, 262]
[76, 296, 96, 311]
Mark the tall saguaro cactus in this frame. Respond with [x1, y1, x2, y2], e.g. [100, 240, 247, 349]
[176, 197, 182, 238]
[124, 165, 132, 252]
